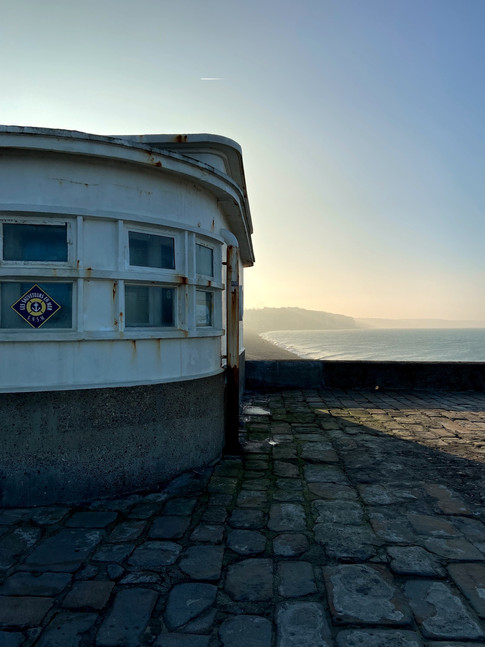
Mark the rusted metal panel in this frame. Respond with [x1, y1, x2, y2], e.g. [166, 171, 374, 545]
[224, 243, 241, 453]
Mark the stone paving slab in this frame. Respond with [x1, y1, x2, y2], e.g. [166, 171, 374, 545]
[448, 563, 485, 618]
[324, 564, 412, 626]
[336, 628, 422, 646]
[1, 388, 485, 645]
[0, 572, 72, 597]
[62, 580, 114, 610]
[276, 601, 333, 647]
[37, 611, 97, 647]
[405, 580, 484, 640]
[219, 615, 272, 647]
[0, 597, 53, 628]
[96, 587, 158, 646]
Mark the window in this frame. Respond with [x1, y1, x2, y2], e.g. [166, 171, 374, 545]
[125, 285, 175, 327]
[196, 290, 212, 327]
[196, 243, 213, 277]
[129, 232, 175, 270]
[0, 282, 73, 329]
[3, 224, 68, 262]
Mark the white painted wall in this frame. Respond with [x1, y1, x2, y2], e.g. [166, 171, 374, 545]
[0, 131, 252, 392]
[0, 337, 221, 391]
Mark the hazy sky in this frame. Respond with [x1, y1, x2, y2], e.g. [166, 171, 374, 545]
[1, 0, 484, 320]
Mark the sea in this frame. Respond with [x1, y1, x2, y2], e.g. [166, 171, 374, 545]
[260, 328, 485, 362]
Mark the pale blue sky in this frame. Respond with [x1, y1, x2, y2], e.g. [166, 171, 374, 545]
[1, 0, 484, 319]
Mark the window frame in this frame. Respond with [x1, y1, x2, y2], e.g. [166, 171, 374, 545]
[196, 242, 214, 278]
[193, 238, 221, 331]
[195, 288, 214, 328]
[0, 217, 74, 266]
[125, 225, 182, 277]
[128, 230, 175, 271]
[124, 282, 178, 330]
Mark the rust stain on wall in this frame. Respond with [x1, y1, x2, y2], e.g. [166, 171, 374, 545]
[147, 153, 163, 168]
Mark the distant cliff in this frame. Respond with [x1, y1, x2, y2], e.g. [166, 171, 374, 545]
[245, 307, 357, 332]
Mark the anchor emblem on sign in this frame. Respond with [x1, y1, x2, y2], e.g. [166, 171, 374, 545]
[10, 284, 61, 329]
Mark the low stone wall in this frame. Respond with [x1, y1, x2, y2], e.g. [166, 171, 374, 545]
[0, 373, 225, 507]
[245, 360, 485, 391]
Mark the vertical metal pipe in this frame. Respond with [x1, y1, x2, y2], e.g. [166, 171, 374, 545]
[225, 242, 241, 453]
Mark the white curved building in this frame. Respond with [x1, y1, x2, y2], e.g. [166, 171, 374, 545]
[0, 127, 254, 505]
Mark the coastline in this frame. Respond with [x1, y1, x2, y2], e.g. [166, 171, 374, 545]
[244, 328, 485, 363]
[243, 330, 300, 360]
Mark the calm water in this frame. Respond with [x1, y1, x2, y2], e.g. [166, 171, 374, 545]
[260, 328, 485, 362]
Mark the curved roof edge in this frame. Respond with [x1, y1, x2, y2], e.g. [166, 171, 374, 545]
[0, 126, 255, 266]
[120, 133, 246, 193]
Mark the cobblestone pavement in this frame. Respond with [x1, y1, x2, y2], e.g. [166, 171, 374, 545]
[2, 388, 485, 646]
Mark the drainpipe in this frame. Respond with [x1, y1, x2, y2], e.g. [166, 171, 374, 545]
[220, 229, 241, 454]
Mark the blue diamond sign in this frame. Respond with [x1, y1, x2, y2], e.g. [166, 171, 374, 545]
[11, 284, 61, 328]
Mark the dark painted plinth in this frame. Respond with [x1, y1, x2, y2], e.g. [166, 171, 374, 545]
[246, 360, 485, 391]
[0, 373, 225, 507]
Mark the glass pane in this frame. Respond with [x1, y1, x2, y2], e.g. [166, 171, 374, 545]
[3, 224, 68, 262]
[125, 285, 175, 327]
[129, 232, 175, 269]
[196, 244, 213, 276]
[196, 290, 212, 327]
[0, 282, 73, 329]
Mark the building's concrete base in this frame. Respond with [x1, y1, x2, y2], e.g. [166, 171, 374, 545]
[0, 373, 225, 507]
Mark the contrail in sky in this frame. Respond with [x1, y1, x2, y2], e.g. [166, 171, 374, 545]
[200, 77, 222, 81]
